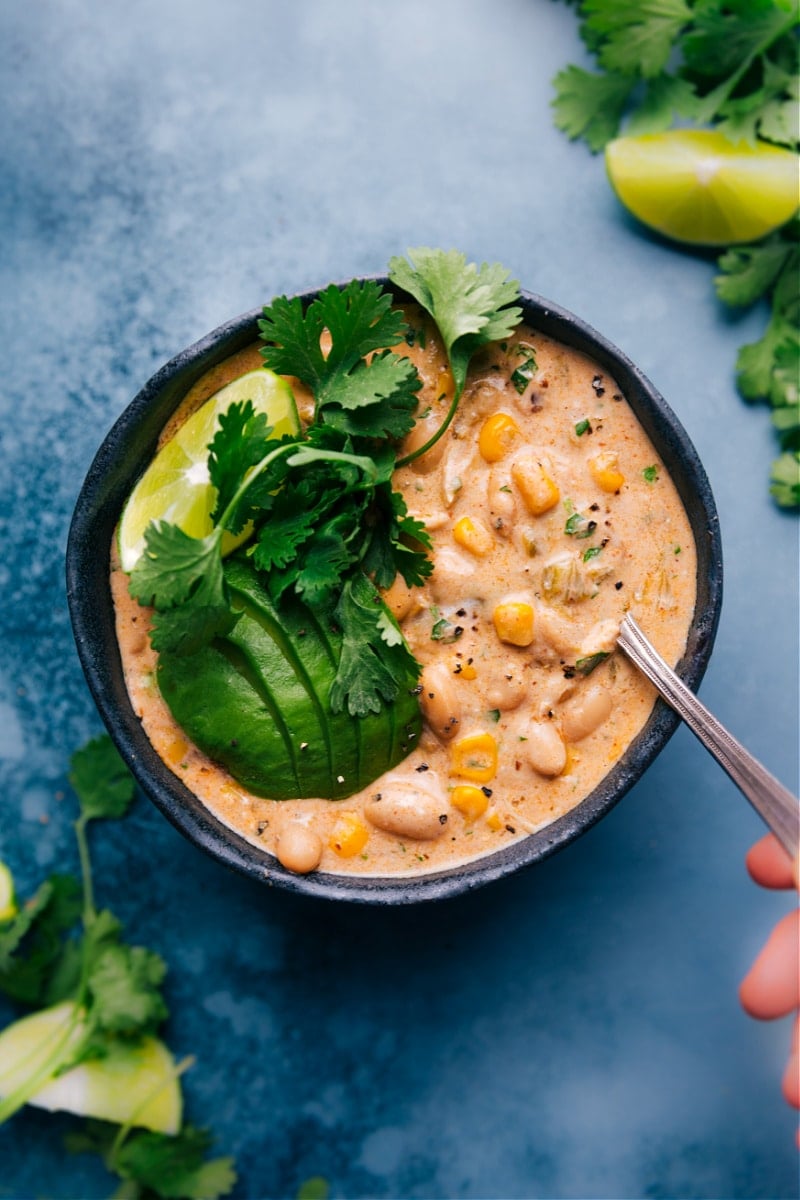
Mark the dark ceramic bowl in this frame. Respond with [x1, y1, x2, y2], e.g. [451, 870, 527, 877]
[66, 282, 723, 904]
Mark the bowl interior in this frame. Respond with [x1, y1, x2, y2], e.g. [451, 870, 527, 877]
[66, 285, 723, 904]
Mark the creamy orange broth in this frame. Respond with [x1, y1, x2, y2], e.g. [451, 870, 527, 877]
[112, 307, 696, 877]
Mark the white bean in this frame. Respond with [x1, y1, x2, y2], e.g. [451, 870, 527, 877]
[485, 661, 528, 710]
[560, 685, 613, 742]
[580, 618, 619, 658]
[276, 823, 323, 874]
[364, 778, 449, 840]
[522, 721, 567, 777]
[419, 662, 461, 740]
[381, 576, 417, 622]
[402, 414, 447, 475]
[487, 468, 516, 537]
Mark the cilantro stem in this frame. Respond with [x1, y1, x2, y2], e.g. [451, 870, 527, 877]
[694, 10, 798, 123]
[74, 812, 96, 926]
[395, 386, 463, 469]
[217, 441, 378, 535]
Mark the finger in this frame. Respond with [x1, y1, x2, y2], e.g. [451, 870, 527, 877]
[783, 1015, 800, 1110]
[745, 834, 798, 891]
[740, 909, 800, 1019]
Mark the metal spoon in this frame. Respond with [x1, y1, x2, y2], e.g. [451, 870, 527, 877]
[617, 613, 799, 858]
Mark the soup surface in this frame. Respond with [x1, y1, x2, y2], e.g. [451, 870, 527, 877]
[112, 307, 697, 877]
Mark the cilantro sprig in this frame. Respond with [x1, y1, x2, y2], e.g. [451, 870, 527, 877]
[0, 735, 236, 1197]
[129, 253, 525, 715]
[715, 218, 800, 506]
[552, 0, 799, 151]
[388, 248, 523, 464]
[551, 0, 800, 507]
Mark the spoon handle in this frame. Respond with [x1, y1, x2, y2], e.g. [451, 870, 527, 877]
[618, 614, 799, 859]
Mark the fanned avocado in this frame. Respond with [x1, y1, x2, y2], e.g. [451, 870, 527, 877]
[156, 558, 422, 799]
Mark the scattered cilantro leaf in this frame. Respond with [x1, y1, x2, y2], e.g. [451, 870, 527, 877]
[583, 0, 693, 80]
[69, 734, 136, 822]
[86, 940, 168, 1039]
[0, 876, 82, 1007]
[551, 65, 634, 150]
[715, 223, 800, 504]
[66, 1120, 237, 1200]
[552, 0, 799, 151]
[0, 738, 236, 1192]
[552, 0, 800, 506]
[770, 450, 800, 505]
[297, 1178, 330, 1200]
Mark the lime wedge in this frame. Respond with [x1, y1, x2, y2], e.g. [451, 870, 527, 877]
[0, 1001, 182, 1134]
[119, 368, 300, 572]
[0, 861, 16, 921]
[605, 131, 800, 246]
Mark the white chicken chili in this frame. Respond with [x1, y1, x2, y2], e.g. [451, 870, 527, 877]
[112, 299, 696, 879]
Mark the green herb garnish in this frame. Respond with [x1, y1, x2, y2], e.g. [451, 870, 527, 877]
[575, 418, 592, 437]
[565, 509, 598, 539]
[510, 343, 538, 394]
[643, 464, 659, 483]
[551, 1, 800, 506]
[130, 251, 525, 719]
[0, 735, 235, 1196]
[388, 248, 523, 463]
[575, 651, 610, 676]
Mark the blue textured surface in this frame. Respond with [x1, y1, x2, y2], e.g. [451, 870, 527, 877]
[0, 2, 797, 1198]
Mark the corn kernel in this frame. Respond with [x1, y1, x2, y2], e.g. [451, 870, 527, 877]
[329, 813, 369, 857]
[492, 601, 535, 647]
[512, 457, 560, 515]
[450, 732, 498, 783]
[486, 809, 504, 831]
[453, 516, 493, 556]
[164, 736, 190, 767]
[589, 451, 625, 493]
[458, 663, 477, 681]
[450, 785, 490, 822]
[478, 412, 521, 463]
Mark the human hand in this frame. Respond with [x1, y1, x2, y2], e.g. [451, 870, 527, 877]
[739, 833, 799, 1142]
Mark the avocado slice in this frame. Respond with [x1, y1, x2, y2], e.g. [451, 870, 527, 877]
[156, 559, 421, 799]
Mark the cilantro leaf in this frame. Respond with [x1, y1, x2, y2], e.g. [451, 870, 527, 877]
[682, 2, 797, 85]
[330, 573, 420, 716]
[67, 1121, 237, 1200]
[583, 0, 693, 79]
[715, 237, 794, 306]
[86, 941, 168, 1038]
[129, 523, 227, 612]
[259, 280, 408, 414]
[551, 64, 635, 150]
[69, 735, 136, 822]
[251, 506, 319, 573]
[0, 875, 82, 1006]
[624, 73, 699, 135]
[318, 351, 421, 440]
[208, 399, 273, 530]
[771, 450, 800, 505]
[389, 248, 521, 396]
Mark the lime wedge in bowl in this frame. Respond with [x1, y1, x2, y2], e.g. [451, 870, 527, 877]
[118, 368, 299, 572]
[605, 130, 799, 246]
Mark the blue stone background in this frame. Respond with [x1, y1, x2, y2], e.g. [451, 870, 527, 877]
[0, 1, 798, 1197]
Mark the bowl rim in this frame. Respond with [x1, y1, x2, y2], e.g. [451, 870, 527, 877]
[66, 281, 723, 905]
